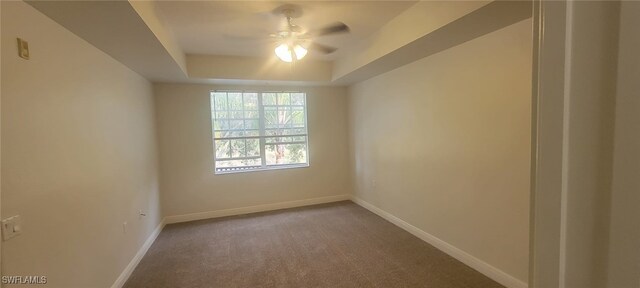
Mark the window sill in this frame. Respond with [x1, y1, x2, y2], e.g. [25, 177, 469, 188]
[214, 163, 310, 175]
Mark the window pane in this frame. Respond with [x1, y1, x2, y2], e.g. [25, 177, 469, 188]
[244, 130, 260, 137]
[215, 140, 230, 158]
[277, 93, 290, 105]
[219, 130, 243, 138]
[243, 93, 258, 110]
[214, 119, 229, 130]
[264, 107, 278, 128]
[229, 120, 244, 130]
[291, 128, 306, 135]
[265, 128, 306, 136]
[246, 139, 260, 157]
[231, 111, 244, 119]
[265, 136, 306, 144]
[291, 93, 304, 105]
[264, 129, 282, 136]
[263, 93, 276, 105]
[245, 119, 259, 129]
[228, 93, 243, 110]
[215, 111, 228, 119]
[230, 139, 245, 158]
[214, 93, 227, 110]
[245, 110, 258, 119]
[278, 107, 292, 126]
[265, 143, 307, 165]
[266, 137, 285, 144]
[291, 107, 305, 127]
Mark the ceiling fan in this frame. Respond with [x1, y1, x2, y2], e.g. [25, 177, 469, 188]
[268, 4, 351, 62]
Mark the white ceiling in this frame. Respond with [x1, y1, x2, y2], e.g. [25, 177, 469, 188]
[156, 1, 417, 60]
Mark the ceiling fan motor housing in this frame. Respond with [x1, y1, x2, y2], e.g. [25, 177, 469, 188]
[269, 3, 348, 57]
[273, 4, 304, 19]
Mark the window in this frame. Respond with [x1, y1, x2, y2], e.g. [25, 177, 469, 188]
[211, 91, 309, 174]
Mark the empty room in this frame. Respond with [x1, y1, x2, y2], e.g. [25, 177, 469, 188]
[2, 1, 639, 288]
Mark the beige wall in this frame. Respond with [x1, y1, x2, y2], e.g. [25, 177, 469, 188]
[0, 0, 3, 275]
[187, 55, 332, 83]
[607, 2, 640, 287]
[348, 18, 532, 283]
[154, 83, 350, 217]
[1, 2, 161, 287]
[333, 1, 489, 80]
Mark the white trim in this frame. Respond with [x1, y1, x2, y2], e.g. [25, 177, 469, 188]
[215, 163, 309, 175]
[110, 219, 166, 288]
[165, 194, 350, 224]
[558, 2, 574, 287]
[350, 196, 528, 288]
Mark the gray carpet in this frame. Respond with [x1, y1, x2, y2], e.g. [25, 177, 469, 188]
[124, 201, 504, 288]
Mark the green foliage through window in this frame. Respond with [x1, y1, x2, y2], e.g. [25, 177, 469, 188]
[211, 91, 308, 173]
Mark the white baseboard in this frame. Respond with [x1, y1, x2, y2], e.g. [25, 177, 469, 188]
[165, 194, 350, 224]
[350, 196, 528, 288]
[111, 219, 166, 288]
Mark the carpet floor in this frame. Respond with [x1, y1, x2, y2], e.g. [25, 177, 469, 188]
[124, 201, 504, 288]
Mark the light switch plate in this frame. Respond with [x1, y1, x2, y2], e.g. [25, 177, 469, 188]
[2, 215, 22, 241]
[17, 38, 29, 59]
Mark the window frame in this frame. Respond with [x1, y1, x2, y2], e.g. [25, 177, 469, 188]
[211, 90, 310, 174]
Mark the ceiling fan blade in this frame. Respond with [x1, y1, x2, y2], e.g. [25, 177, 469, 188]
[306, 22, 350, 37]
[308, 42, 338, 54]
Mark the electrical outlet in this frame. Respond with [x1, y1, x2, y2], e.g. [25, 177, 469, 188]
[2, 215, 23, 241]
[123, 221, 128, 234]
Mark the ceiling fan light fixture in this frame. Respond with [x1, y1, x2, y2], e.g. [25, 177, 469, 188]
[275, 43, 307, 62]
[294, 44, 307, 59]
